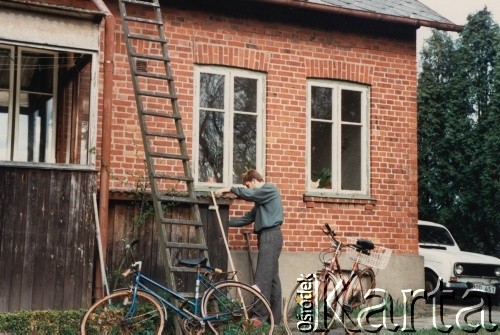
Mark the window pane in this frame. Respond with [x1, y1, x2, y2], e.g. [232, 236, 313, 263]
[341, 124, 361, 190]
[234, 77, 257, 113]
[311, 86, 332, 120]
[0, 48, 11, 160]
[20, 51, 53, 93]
[16, 94, 54, 162]
[311, 121, 332, 189]
[341, 90, 361, 123]
[57, 54, 93, 165]
[0, 48, 11, 90]
[233, 113, 256, 183]
[198, 110, 224, 183]
[15, 51, 55, 162]
[200, 73, 224, 109]
[418, 225, 455, 245]
[0, 103, 8, 160]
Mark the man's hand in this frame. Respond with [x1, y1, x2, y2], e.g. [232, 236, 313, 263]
[215, 187, 231, 196]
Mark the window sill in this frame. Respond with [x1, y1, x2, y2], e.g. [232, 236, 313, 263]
[303, 193, 376, 209]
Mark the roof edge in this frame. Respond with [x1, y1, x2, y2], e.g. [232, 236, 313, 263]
[0, 0, 106, 21]
[255, 0, 464, 32]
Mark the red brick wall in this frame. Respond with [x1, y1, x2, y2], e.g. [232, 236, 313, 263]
[45, 0, 419, 255]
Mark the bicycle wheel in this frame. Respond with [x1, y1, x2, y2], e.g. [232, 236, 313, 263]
[345, 268, 376, 309]
[81, 289, 165, 335]
[201, 280, 274, 334]
[284, 271, 342, 334]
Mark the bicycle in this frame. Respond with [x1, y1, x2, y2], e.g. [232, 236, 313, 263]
[283, 223, 392, 334]
[81, 240, 274, 334]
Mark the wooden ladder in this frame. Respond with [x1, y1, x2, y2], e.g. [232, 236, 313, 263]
[117, 0, 209, 295]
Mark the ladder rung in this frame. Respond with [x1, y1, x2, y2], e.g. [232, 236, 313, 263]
[123, 15, 162, 25]
[161, 217, 202, 226]
[131, 53, 171, 62]
[138, 90, 177, 99]
[149, 152, 190, 160]
[128, 33, 166, 43]
[142, 110, 180, 119]
[158, 195, 198, 204]
[145, 131, 185, 140]
[134, 71, 173, 80]
[165, 242, 208, 250]
[122, 0, 160, 8]
[154, 173, 193, 181]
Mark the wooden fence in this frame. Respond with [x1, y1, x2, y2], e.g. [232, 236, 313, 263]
[0, 165, 96, 312]
[0, 165, 229, 312]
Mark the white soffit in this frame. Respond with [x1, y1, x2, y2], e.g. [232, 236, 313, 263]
[0, 7, 99, 51]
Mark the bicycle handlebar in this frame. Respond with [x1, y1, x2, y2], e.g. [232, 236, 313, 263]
[321, 223, 374, 255]
[122, 261, 142, 277]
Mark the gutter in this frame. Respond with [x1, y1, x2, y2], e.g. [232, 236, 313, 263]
[91, 0, 115, 298]
[255, 0, 464, 32]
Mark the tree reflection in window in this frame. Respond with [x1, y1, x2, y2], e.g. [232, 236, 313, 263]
[199, 73, 224, 182]
[233, 77, 257, 183]
[196, 70, 262, 185]
[310, 86, 332, 189]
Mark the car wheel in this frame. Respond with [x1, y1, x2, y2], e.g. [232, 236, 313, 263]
[424, 269, 441, 304]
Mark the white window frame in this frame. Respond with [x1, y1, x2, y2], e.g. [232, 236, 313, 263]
[306, 79, 370, 197]
[193, 66, 266, 189]
[0, 43, 99, 167]
[0, 44, 15, 161]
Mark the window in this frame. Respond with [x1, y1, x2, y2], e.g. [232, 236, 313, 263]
[418, 225, 455, 246]
[0, 44, 95, 165]
[307, 80, 369, 196]
[194, 67, 265, 187]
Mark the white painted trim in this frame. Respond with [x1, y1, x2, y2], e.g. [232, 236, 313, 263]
[193, 66, 266, 189]
[307, 79, 370, 197]
[0, 7, 99, 51]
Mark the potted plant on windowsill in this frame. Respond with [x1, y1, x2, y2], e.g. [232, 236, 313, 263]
[312, 168, 331, 189]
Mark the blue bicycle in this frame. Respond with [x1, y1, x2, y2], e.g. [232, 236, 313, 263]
[80, 241, 274, 334]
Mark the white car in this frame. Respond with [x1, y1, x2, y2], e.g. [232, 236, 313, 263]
[418, 220, 500, 305]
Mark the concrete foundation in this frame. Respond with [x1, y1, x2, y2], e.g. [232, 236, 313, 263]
[227, 251, 425, 305]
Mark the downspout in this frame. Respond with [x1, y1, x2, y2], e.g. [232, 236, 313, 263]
[92, 0, 115, 298]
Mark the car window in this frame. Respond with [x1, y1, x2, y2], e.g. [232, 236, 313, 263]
[418, 225, 455, 246]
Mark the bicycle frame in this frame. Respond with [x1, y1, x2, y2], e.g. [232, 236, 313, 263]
[318, 225, 374, 314]
[124, 261, 229, 324]
[284, 224, 383, 334]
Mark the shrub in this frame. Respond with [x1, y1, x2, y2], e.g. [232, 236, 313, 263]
[0, 310, 85, 334]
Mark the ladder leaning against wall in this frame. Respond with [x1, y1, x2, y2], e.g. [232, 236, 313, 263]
[117, 0, 209, 295]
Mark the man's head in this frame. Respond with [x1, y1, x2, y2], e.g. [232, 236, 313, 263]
[241, 169, 264, 188]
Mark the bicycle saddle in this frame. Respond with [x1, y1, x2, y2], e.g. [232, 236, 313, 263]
[179, 257, 209, 268]
[354, 239, 374, 252]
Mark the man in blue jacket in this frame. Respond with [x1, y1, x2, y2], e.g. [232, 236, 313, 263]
[216, 169, 284, 324]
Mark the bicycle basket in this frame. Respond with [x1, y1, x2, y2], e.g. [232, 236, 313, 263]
[205, 271, 237, 283]
[347, 245, 392, 270]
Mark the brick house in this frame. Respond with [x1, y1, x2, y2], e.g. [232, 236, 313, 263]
[0, 0, 461, 312]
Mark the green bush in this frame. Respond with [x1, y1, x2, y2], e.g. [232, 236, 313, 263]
[0, 310, 85, 334]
